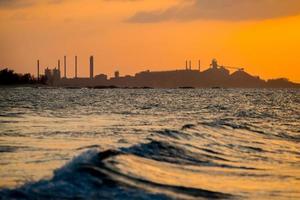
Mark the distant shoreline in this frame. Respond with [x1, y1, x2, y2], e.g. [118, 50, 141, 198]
[0, 84, 47, 88]
[1, 84, 299, 89]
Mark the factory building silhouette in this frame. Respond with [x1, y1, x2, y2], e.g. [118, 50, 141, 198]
[38, 56, 300, 88]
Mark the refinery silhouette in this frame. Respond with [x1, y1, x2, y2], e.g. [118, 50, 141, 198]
[34, 56, 299, 88]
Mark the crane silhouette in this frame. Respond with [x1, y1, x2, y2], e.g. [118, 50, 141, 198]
[222, 66, 244, 71]
[209, 59, 244, 71]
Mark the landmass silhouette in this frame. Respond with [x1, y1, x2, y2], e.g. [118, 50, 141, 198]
[1, 58, 299, 88]
[0, 68, 46, 85]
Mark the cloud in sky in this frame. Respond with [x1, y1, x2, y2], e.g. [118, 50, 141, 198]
[0, 0, 35, 9]
[127, 0, 300, 22]
[0, 0, 64, 9]
[3, 0, 300, 22]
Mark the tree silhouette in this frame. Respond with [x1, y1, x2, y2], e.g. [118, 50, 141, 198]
[0, 68, 46, 85]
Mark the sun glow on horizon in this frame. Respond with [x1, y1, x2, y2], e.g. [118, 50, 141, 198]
[0, 0, 300, 82]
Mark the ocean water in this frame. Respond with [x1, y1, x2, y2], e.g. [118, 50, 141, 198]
[0, 87, 299, 199]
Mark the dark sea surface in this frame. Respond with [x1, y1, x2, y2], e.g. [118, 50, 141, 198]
[0, 87, 299, 199]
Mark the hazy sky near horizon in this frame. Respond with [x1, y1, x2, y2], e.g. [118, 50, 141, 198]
[1, 0, 300, 81]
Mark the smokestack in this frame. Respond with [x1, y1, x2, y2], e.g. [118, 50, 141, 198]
[58, 59, 61, 79]
[189, 60, 192, 70]
[37, 60, 40, 81]
[64, 55, 67, 78]
[90, 56, 94, 79]
[58, 59, 60, 71]
[185, 60, 188, 70]
[198, 60, 201, 72]
[75, 56, 77, 78]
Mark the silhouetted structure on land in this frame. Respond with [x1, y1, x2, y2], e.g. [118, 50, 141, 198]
[90, 56, 94, 79]
[75, 56, 78, 79]
[0, 68, 46, 85]
[34, 57, 300, 88]
[37, 60, 40, 81]
[64, 56, 67, 79]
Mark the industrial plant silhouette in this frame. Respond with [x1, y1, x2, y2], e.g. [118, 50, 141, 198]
[36, 56, 299, 88]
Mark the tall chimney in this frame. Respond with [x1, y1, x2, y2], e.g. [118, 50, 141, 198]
[198, 60, 201, 72]
[64, 55, 67, 78]
[37, 60, 40, 81]
[185, 60, 188, 70]
[58, 59, 60, 71]
[75, 56, 78, 78]
[90, 56, 94, 79]
[58, 59, 61, 79]
[189, 60, 192, 70]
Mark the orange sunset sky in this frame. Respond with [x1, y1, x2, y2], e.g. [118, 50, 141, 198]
[0, 0, 300, 82]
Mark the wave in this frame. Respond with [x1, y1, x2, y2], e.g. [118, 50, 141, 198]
[1, 123, 299, 199]
[122, 140, 256, 170]
[201, 119, 300, 143]
[0, 140, 235, 200]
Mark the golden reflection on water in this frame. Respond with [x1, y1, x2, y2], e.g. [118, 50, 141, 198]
[112, 154, 300, 199]
[0, 88, 299, 199]
[0, 114, 146, 188]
